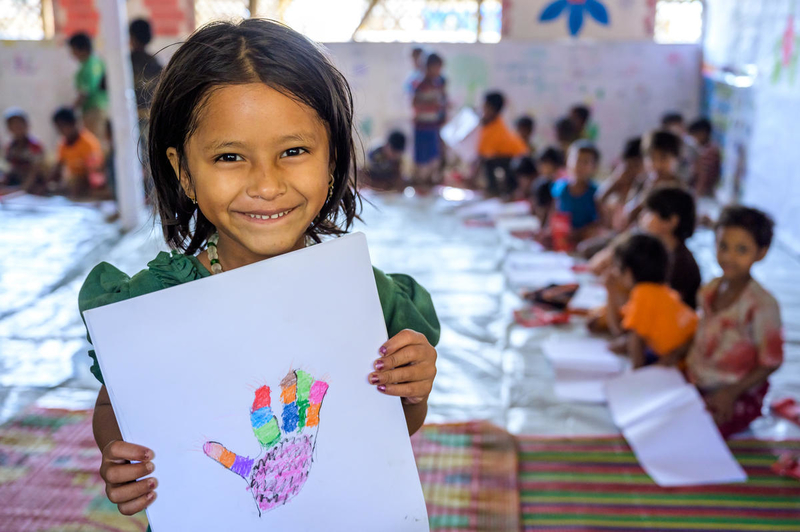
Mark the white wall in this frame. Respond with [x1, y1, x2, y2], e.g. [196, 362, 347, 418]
[326, 41, 701, 169]
[0, 40, 78, 154]
[0, 38, 701, 180]
[704, 0, 800, 251]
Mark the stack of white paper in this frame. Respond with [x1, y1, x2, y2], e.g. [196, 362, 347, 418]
[541, 337, 628, 403]
[605, 366, 748, 487]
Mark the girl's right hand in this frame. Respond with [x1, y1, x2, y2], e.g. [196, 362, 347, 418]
[100, 440, 158, 515]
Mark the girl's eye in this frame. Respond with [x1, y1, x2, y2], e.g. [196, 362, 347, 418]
[216, 153, 243, 163]
[281, 147, 308, 158]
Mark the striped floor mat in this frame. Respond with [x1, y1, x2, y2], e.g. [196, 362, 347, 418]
[519, 436, 800, 531]
[411, 421, 520, 531]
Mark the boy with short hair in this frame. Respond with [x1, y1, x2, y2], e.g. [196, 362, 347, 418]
[476, 91, 529, 196]
[623, 130, 682, 226]
[68, 32, 108, 142]
[531, 147, 565, 224]
[129, 18, 163, 118]
[2, 107, 46, 193]
[606, 233, 698, 369]
[51, 107, 104, 198]
[551, 140, 601, 242]
[662, 111, 699, 184]
[570, 104, 598, 141]
[515, 115, 536, 156]
[688, 118, 721, 197]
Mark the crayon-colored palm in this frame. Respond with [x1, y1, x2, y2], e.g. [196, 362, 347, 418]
[203, 370, 329, 514]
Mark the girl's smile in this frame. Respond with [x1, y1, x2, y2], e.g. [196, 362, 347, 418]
[167, 83, 331, 269]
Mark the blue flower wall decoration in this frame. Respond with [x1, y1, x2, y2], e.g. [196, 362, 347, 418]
[539, 0, 610, 37]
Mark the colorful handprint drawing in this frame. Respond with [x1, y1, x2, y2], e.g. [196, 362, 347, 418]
[203, 370, 329, 515]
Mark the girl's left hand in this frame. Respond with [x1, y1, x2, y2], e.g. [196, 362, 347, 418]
[369, 329, 437, 405]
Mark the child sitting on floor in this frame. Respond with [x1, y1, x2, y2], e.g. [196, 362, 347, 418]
[2, 107, 46, 193]
[683, 206, 783, 438]
[510, 155, 537, 202]
[361, 130, 406, 191]
[639, 186, 701, 309]
[51, 106, 104, 198]
[530, 147, 565, 225]
[476, 91, 529, 197]
[550, 140, 601, 244]
[597, 137, 644, 229]
[688, 118, 721, 197]
[621, 130, 682, 229]
[605, 233, 698, 369]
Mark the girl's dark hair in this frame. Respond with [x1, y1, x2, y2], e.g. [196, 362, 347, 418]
[148, 18, 359, 254]
[716, 205, 774, 249]
[644, 185, 696, 242]
[614, 233, 670, 285]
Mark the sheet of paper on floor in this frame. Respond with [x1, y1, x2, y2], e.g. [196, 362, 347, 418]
[605, 367, 747, 487]
[543, 337, 628, 403]
[569, 283, 608, 310]
[84, 233, 429, 531]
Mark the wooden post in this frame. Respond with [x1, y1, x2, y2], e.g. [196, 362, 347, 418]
[97, 0, 144, 231]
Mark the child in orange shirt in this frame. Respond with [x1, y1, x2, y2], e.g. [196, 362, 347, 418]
[606, 233, 698, 368]
[476, 91, 528, 197]
[51, 107, 104, 198]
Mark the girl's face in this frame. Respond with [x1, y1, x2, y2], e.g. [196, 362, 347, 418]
[169, 83, 330, 267]
[715, 226, 766, 280]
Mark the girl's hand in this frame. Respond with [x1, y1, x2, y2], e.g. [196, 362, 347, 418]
[369, 329, 437, 405]
[706, 387, 738, 425]
[99, 440, 157, 515]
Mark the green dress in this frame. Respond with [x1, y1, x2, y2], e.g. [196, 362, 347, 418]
[79, 250, 440, 385]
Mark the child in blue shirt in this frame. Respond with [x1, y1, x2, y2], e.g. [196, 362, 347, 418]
[551, 140, 601, 243]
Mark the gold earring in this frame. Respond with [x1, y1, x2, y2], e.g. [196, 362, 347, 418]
[327, 174, 335, 201]
[190, 195, 197, 205]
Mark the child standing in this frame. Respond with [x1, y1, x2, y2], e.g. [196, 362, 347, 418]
[551, 140, 601, 243]
[476, 92, 529, 196]
[68, 32, 108, 142]
[51, 107, 104, 198]
[78, 20, 440, 521]
[412, 53, 447, 186]
[688, 118, 721, 197]
[606, 233, 698, 368]
[2, 107, 46, 193]
[570, 104, 598, 142]
[685, 207, 783, 438]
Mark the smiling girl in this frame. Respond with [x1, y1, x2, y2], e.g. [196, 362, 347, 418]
[78, 19, 439, 519]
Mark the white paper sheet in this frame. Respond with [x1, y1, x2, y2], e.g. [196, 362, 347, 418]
[623, 401, 747, 487]
[543, 337, 628, 403]
[440, 107, 481, 163]
[84, 233, 429, 531]
[495, 215, 541, 233]
[542, 337, 627, 373]
[604, 367, 747, 487]
[605, 366, 693, 428]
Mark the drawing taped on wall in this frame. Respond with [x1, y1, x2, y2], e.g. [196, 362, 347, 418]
[204, 369, 329, 515]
